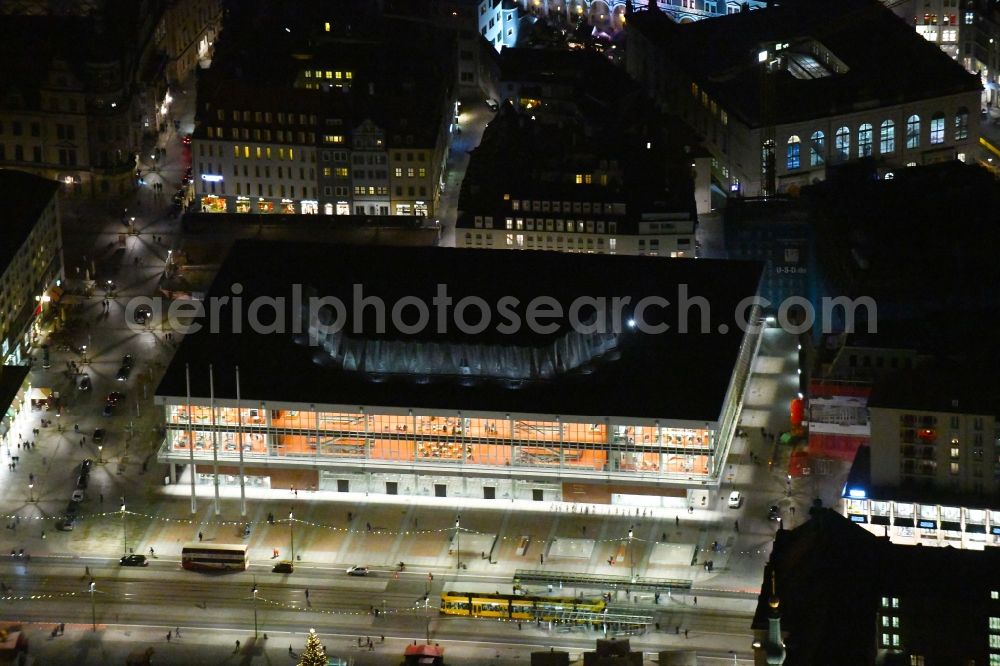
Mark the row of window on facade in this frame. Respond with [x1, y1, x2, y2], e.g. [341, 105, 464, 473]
[784, 110, 970, 170]
[508, 199, 627, 214]
[205, 127, 318, 144]
[0, 143, 78, 166]
[475, 216, 618, 234]
[466, 232, 617, 252]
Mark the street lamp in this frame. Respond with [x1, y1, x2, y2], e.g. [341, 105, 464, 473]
[97, 445, 103, 464]
[28, 482, 34, 503]
[628, 525, 635, 583]
[288, 511, 295, 562]
[251, 581, 259, 638]
[121, 497, 128, 555]
[455, 515, 461, 571]
[88, 580, 97, 631]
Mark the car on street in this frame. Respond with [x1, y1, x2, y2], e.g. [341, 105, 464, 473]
[81, 459, 93, 472]
[120, 554, 148, 567]
[93, 428, 105, 443]
[102, 403, 114, 417]
[122, 354, 134, 369]
[106, 392, 124, 406]
[133, 306, 151, 325]
[272, 560, 294, 574]
[57, 517, 77, 531]
[78, 374, 91, 391]
[71, 490, 85, 502]
[116, 365, 131, 382]
[181, 134, 192, 146]
[76, 474, 88, 489]
[727, 491, 743, 509]
[768, 505, 781, 521]
[346, 566, 369, 576]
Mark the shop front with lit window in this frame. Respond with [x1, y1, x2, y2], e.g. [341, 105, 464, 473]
[842, 490, 1000, 550]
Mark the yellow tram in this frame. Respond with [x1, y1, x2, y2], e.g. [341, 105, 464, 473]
[440, 590, 606, 622]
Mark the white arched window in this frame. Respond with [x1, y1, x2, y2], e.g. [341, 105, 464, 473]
[786, 135, 801, 170]
[880, 120, 895, 154]
[906, 114, 921, 149]
[929, 113, 945, 144]
[834, 127, 850, 162]
[955, 107, 969, 140]
[810, 131, 825, 167]
[858, 123, 873, 158]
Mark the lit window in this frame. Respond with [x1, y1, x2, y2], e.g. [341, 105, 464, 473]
[929, 113, 945, 144]
[906, 115, 921, 149]
[335, 167, 348, 177]
[575, 174, 583, 184]
[834, 127, 850, 161]
[810, 131, 825, 166]
[964, 11, 973, 23]
[989, 616, 1000, 630]
[584, 174, 593, 184]
[786, 135, 801, 170]
[992, 591, 999, 599]
[858, 123, 873, 157]
[880, 120, 895, 154]
[951, 462, 960, 474]
[954, 107, 969, 140]
[243, 145, 250, 159]
[394, 167, 402, 177]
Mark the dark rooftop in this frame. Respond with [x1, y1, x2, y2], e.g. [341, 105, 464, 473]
[629, 0, 981, 127]
[867, 358, 1000, 416]
[754, 508, 1000, 664]
[0, 365, 29, 416]
[156, 241, 762, 421]
[0, 170, 59, 272]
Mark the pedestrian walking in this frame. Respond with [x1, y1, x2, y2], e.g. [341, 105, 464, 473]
[149, 547, 155, 557]
[167, 631, 171, 642]
[234, 640, 240, 652]
[735, 520, 740, 532]
[684, 629, 689, 638]
[100, 493, 103, 503]
[304, 588, 309, 600]
[693, 596, 697, 605]
[540, 553, 544, 564]
[366, 522, 372, 532]
[175, 627, 180, 636]
[675, 516, 680, 527]
[198, 531, 203, 542]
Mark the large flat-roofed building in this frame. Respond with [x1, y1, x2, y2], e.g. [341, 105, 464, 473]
[840, 360, 1000, 550]
[154, 241, 764, 506]
[626, 0, 982, 197]
[0, 170, 63, 366]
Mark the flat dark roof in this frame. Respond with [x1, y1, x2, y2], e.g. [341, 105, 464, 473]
[630, 0, 981, 127]
[156, 241, 763, 421]
[0, 170, 58, 272]
[0, 365, 29, 415]
[868, 359, 1000, 416]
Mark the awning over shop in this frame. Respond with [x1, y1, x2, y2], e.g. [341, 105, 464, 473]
[28, 387, 52, 401]
[893, 517, 914, 527]
[46, 286, 64, 303]
[940, 521, 962, 532]
[870, 515, 890, 526]
[966, 523, 987, 534]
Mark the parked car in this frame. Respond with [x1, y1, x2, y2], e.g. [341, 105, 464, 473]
[272, 560, 294, 574]
[78, 374, 92, 391]
[727, 491, 743, 509]
[71, 490, 85, 503]
[181, 134, 192, 146]
[93, 428, 105, 443]
[81, 459, 93, 472]
[120, 554, 148, 567]
[57, 517, 78, 531]
[768, 505, 781, 521]
[133, 306, 151, 325]
[102, 403, 114, 417]
[122, 354, 134, 369]
[346, 566, 369, 576]
[116, 365, 131, 382]
[106, 392, 124, 406]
